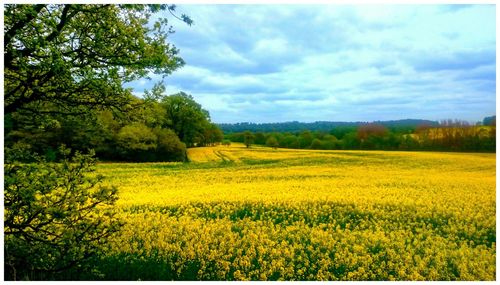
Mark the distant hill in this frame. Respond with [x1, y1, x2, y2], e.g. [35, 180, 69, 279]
[218, 119, 439, 133]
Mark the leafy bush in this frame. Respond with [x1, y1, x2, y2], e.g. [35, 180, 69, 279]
[266, 136, 279, 149]
[117, 123, 157, 159]
[115, 123, 187, 162]
[154, 128, 187, 162]
[4, 146, 121, 280]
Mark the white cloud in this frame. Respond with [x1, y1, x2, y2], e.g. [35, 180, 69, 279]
[127, 4, 495, 123]
[253, 38, 289, 55]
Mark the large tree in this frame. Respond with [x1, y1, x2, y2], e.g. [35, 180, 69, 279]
[4, 4, 191, 279]
[4, 4, 189, 115]
[243, 131, 254, 148]
[161, 92, 211, 147]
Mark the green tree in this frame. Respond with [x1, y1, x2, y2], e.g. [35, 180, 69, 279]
[229, 132, 245, 143]
[281, 134, 299, 148]
[116, 123, 157, 161]
[4, 4, 191, 160]
[483, 116, 496, 126]
[310, 138, 323, 150]
[4, 146, 121, 280]
[4, 4, 189, 115]
[329, 126, 357, 140]
[243, 131, 255, 148]
[93, 110, 123, 160]
[4, 4, 191, 279]
[321, 134, 339, 150]
[266, 136, 279, 149]
[299, 130, 313, 149]
[161, 92, 211, 147]
[198, 122, 224, 146]
[212, 127, 225, 145]
[154, 128, 187, 162]
[254, 132, 266, 145]
[341, 132, 360, 149]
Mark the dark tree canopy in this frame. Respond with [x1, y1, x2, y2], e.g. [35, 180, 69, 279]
[4, 4, 187, 115]
[483, 115, 496, 126]
[265, 136, 279, 149]
[243, 131, 254, 148]
[161, 92, 211, 147]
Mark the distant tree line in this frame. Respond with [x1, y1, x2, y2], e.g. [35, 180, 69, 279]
[5, 85, 224, 162]
[219, 119, 439, 133]
[228, 117, 495, 152]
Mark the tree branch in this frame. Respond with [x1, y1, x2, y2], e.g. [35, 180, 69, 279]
[4, 4, 46, 47]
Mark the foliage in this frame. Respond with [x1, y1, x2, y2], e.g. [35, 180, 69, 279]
[310, 138, 323, 150]
[280, 134, 300, 148]
[117, 123, 157, 160]
[3, 4, 193, 281]
[154, 128, 187, 162]
[4, 4, 201, 163]
[161, 92, 212, 147]
[4, 146, 121, 280]
[254, 132, 267, 145]
[357, 124, 388, 141]
[4, 4, 187, 115]
[265, 136, 279, 149]
[482, 115, 496, 126]
[199, 122, 224, 147]
[298, 130, 314, 148]
[227, 119, 495, 153]
[243, 131, 255, 148]
[219, 120, 439, 134]
[416, 120, 496, 152]
[113, 123, 188, 162]
[5, 90, 221, 162]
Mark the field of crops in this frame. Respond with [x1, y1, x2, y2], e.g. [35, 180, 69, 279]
[86, 143, 495, 280]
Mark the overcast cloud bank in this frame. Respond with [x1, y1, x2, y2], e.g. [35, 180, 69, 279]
[126, 5, 496, 124]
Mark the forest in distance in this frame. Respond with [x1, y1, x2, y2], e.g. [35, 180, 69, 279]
[223, 117, 496, 153]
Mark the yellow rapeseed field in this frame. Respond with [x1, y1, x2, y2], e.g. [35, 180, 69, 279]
[96, 143, 496, 280]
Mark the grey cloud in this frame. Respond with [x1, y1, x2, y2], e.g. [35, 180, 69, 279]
[131, 5, 496, 123]
[410, 49, 495, 72]
[378, 66, 402, 76]
[356, 81, 392, 92]
[172, 5, 372, 76]
[454, 65, 496, 82]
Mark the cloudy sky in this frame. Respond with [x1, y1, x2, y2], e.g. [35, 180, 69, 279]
[126, 5, 496, 124]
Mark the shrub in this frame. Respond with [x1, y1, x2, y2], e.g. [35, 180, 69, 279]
[4, 146, 121, 280]
[154, 128, 187, 162]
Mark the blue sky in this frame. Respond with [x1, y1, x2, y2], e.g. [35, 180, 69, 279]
[126, 5, 496, 124]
